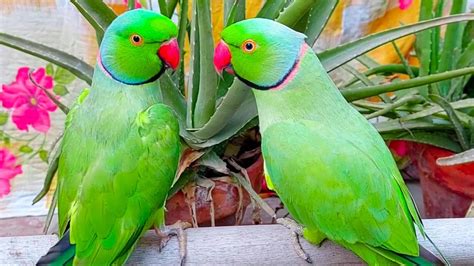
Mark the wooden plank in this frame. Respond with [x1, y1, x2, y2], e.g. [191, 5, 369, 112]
[1, 218, 473, 265]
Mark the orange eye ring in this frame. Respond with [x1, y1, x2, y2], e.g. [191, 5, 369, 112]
[241, 39, 257, 53]
[130, 34, 144, 46]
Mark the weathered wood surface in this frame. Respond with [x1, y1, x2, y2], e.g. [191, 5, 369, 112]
[1, 218, 473, 265]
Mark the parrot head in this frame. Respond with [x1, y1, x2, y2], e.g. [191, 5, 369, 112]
[214, 18, 306, 90]
[99, 9, 179, 85]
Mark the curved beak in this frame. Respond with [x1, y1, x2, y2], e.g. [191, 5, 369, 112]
[214, 40, 233, 76]
[158, 38, 180, 70]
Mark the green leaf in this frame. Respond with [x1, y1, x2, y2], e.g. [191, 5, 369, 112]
[70, 0, 116, 44]
[276, 0, 316, 28]
[53, 84, 69, 96]
[224, 0, 246, 26]
[382, 131, 462, 153]
[375, 118, 452, 133]
[400, 98, 474, 121]
[197, 151, 229, 174]
[193, 0, 218, 128]
[187, 0, 200, 128]
[33, 137, 61, 204]
[192, 96, 258, 149]
[175, 0, 188, 92]
[19, 145, 33, 153]
[39, 149, 48, 163]
[305, 0, 338, 46]
[0, 33, 93, 84]
[54, 67, 75, 85]
[319, 13, 474, 72]
[45, 63, 54, 76]
[158, 0, 168, 16]
[342, 67, 474, 102]
[0, 112, 8, 126]
[430, 95, 469, 150]
[128, 0, 136, 10]
[462, 20, 474, 50]
[193, 79, 251, 139]
[438, 0, 467, 96]
[257, 0, 286, 19]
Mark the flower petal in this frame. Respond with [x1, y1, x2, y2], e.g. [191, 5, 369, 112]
[0, 179, 12, 198]
[31, 108, 51, 133]
[12, 104, 37, 131]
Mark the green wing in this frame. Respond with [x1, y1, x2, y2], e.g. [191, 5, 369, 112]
[262, 119, 420, 256]
[57, 103, 180, 264]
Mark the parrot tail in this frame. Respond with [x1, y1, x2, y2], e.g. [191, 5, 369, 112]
[342, 242, 446, 265]
[37, 230, 76, 266]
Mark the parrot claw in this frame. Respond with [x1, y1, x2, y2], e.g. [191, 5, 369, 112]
[277, 218, 313, 264]
[154, 221, 192, 265]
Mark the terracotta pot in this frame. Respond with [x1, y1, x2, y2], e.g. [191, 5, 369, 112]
[165, 155, 265, 226]
[412, 143, 473, 218]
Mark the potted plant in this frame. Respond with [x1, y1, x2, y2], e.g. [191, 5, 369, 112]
[345, 0, 474, 217]
[1, 0, 473, 228]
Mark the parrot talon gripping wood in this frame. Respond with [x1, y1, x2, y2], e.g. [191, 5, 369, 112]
[277, 218, 313, 264]
[155, 221, 191, 265]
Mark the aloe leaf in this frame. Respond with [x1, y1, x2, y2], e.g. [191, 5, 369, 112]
[32, 140, 62, 204]
[341, 64, 420, 88]
[193, 0, 218, 128]
[448, 41, 474, 100]
[70, 0, 116, 44]
[175, 0, 188, 91]
[366, 95, 423, 119]
[257, 0, 286, 19]
[437, 148, 474, 165]
[430, 95, 469, 150]
[438, 0, 467, 96]
[342, 67, 474, 102]
[192, 95, 258, 149]
[0, 33, 93, 84]
[382, 131, 462, 153]
[319, 14, 474, 72]
[158, 0, 168, 16]
[375, 119, 452, 133]
[400, 98, 474, 121]
[415, 0, 433, 73]
[276, 0, 316, 27]
[224, 0, 246, 26]
[186, 0, 199, 128]
[305, 0, 338, 46]
[192, 80, 251, 139]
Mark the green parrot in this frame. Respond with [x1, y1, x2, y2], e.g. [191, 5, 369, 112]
[37, 9, 182, 265]
[214, 18, 447, 265]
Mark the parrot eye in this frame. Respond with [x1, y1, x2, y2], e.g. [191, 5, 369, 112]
[242, 40, 256, 53]
[130, 34, 144, 46]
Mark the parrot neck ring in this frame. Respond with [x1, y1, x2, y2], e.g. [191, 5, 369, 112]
[214, 41, 307, 91]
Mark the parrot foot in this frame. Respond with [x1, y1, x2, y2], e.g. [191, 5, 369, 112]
[276, 218, 313, 264]
[154, 221, 192, 265]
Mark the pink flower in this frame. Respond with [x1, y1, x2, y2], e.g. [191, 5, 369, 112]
[0, 67, 57, 133]
[123, 0, 142, 8]
[399, 0, 413, 10]
[0, 148, 22, 198]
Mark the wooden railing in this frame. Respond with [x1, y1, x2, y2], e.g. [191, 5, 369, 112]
[1, 218, 473, 265]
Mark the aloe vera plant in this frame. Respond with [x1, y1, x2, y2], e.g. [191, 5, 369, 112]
[1, 0, 474, 225]
[344, 0, 474, 154]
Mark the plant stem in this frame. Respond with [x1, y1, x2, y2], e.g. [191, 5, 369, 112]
[28, 70, 70, 114]
[342, 67, 474, 102]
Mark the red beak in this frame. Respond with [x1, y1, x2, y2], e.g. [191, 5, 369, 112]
[158, 38, 180, 70]
[214, 40, 233, 76]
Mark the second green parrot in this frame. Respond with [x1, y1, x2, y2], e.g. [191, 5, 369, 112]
[214, 18, 446, 265]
